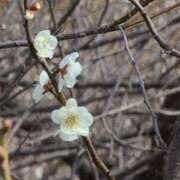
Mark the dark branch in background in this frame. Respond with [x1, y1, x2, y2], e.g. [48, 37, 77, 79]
[47, 0, 57, 30]
[164, 118, 180, 180]
[0, 58, 34, 106]
[54, 0, 155, 40]
[47, 0, 64, 58]
[112, 151, 165, 178]
[83, 137, 115, 180]
[54, 0, 154, 36]
[119, 26, 167, 148]
[56, 0, 155, 39]
[77, 0, 109, 50]
[124, 2, 180, 30]
[128, 0, 180, 57]
[52, 0, 81, 34]
[0, 40, 27, 49]
[53, 0, 81, 34]
[0, 0, 155, 49]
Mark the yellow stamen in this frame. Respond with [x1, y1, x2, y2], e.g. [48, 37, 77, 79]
[65, 114, 79, 128]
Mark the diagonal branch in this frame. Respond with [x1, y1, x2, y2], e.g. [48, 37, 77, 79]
[128, 0, 180, 57]
[119, 26, 167, 148]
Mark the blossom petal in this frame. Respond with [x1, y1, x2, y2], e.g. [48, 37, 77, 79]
[39, 70, 49, 87]
[77, 107, 93, 126]
[47, 35, 58, 50]
[51, 107, 68, 124]
[33, 30, 50, 49]
[72, 62, 82, 77]
[64, 73, 77, 88]
[58, 76, 65, 92]
[32, 84, 44, 103]
[66, 98, 78, 108]
[72, 125, 89, 136]
[60, 52, 79, 68]
[59, 125, 78, 141]
[36, 30, 50, 38]
[34, 30, 57, 58]
[37, 49, 54, 59]
[46, 93, 54, 101]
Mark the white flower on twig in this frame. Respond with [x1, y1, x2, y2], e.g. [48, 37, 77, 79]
[32, 70, 52, 103]
[58, 52, 82, 91]
[33, 30, 58, 58]
[51, 98, 93, 141]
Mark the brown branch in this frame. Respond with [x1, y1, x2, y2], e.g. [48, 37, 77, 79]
[54, 0, 81, 34]
[0, 60, 35, 106]
[1, 4, 179, 50]
[164, 118, 180, 180]
[47, 0, 64, 58]
[128, 0, 180, 57]
[0, 0, 155, 49]
[77, 0, 109, 50]
[125, 1, 180, 30]
[119, 26, 167, 148]
[112, 151, 165, 178]
[83, 136, 115, 180]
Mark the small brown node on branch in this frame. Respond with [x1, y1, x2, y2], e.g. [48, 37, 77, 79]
[43, 82, 53, 94]
[60, 64, 69, 77]
[53, 64, 69, 77]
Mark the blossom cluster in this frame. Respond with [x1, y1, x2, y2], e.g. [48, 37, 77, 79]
[32, 30, 93, 141]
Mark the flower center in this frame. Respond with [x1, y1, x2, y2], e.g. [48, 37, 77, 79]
[39, 37, 48, 48]
[65, 114, 79, 128]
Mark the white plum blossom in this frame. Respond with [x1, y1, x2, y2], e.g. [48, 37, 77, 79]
[58, 52, 82, 91]
[33, 30, 58, 58]
[32, 70, 51, 103]
[51, 98, 93, 141]
[35, 166, 43, 179]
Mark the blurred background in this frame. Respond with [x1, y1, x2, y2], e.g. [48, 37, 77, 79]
[0, 0, 180, 179]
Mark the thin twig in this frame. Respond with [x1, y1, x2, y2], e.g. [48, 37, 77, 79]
[0, 0, 156, 49]
[83, 136, 115, 180]
[47, 0, 64, 58]
[128, 0, 180, 57]
[119, 26, 167, 148]
[54, 0, 81, 34]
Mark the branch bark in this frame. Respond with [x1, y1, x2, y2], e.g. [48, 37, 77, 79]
[164, 118, 180, 180]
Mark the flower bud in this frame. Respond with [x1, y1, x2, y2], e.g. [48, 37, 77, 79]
[25, 10, 35, 20]
[29, 2, 41, 11]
